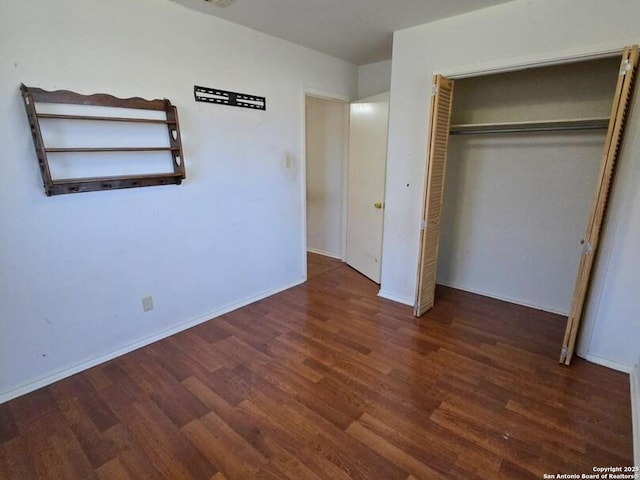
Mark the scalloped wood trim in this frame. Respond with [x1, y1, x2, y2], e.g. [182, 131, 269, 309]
[22, 84, 168, 110]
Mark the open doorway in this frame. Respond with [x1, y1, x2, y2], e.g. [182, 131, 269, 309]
[303, 90, 391, 284]
[304, 93, 349, 276]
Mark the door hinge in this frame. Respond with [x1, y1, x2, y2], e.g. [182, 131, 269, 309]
[620, 59, 631, 76]
[420, 220, 426, 230]
[561, 345, 568, 358]
[582, 241, 593, 256]
[431, 84, 439, 95]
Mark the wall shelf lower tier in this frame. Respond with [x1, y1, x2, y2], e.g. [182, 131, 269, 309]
[49, 172, 184, 195]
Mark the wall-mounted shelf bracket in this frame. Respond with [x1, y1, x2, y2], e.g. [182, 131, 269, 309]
[194, 85, 266, 110]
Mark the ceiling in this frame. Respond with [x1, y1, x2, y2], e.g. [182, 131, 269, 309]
[168, 0, 513, 65]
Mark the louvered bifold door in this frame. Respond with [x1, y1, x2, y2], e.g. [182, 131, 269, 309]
[560, 45, 639, 365]
[414, 75, 454, 316]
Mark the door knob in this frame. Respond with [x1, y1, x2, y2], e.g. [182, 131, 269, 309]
[374, 202, 384, 209]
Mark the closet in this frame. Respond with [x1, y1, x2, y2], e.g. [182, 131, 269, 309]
[415, 45, 639, 365]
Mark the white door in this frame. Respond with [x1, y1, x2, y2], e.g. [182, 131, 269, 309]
[346, 93, 389, 283]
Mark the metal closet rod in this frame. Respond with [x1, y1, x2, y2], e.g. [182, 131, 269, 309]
[449, 117, 610, 135]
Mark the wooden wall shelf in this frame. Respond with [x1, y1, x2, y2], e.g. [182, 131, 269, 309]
[20, 84, 186, 196]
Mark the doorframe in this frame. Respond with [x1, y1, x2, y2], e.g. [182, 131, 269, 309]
[414, 41, 632, 306]
[300, 87, 351, 281]
[418, 40, 637, 361]
[439, 41, 625, 79]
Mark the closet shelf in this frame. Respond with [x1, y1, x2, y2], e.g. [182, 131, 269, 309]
[449, 117, 610, 135]
[37, 113, 174, 124]
[45, 147, 180, 153]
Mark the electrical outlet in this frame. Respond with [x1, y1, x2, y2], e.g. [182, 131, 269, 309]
[142, 296, 154, 312]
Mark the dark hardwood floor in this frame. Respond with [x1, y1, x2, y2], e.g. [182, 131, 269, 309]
[0, 253, 632, 479]
[307, 252, 343, 279]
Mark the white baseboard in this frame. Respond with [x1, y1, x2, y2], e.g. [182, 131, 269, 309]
[436, 279, 569, 316]
[0, 278, 305, 404]
[377, 289, 414, 307]
[631, 363, 640, 468]
[578, 353, 634, 374]
[307, 248, 343, 260]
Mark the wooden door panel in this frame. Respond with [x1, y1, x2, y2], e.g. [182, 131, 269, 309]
[560, 45, 639, 364]
[415, 75, 454, 316]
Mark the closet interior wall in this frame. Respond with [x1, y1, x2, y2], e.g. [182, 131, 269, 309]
[437, 57, 621, 315]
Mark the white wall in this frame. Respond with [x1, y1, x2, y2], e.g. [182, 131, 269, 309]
[358, 60, 392, 99]
[0, 0, 357, 401]
[305, 96, 348, 258]
[382, 0, 640, 369]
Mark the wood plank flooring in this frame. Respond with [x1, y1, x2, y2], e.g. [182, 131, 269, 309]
[307, 252, 343, 279]
[0, 253, 632, 479]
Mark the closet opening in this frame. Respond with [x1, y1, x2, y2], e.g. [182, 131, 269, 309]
[415, 46, 639, 365]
